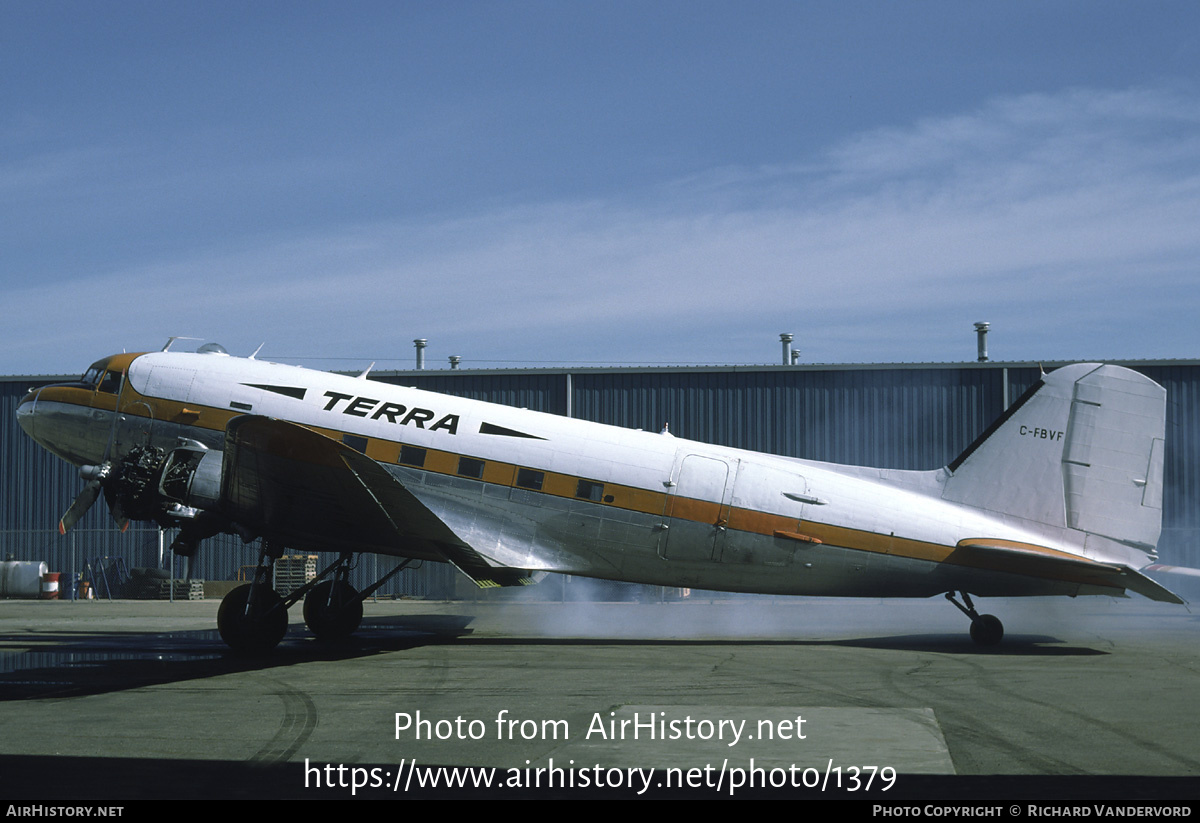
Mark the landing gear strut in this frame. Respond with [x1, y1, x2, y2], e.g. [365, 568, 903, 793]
[298, 554, 416, 640]
[215, 545, 419, 651]
[945, 591, 1004, 647]
[218, 541, 289, 653]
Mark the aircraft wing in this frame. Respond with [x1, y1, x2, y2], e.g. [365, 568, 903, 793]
[221, 416, 538, 586]
[953, 539, 1185, 604]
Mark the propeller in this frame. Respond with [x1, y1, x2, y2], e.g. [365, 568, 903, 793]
[55, 361, 218, 557]
[58, 373, 140, 534]
[59, 481, 99, 534]
[58, 464, 111, 534]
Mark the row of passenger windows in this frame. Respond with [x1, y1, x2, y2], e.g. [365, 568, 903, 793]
[397, 444, 608, 502]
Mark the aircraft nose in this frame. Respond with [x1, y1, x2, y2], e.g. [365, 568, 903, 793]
[15, 387, 40, 440]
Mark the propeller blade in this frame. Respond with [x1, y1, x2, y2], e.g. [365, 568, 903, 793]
[59, 480, 101, 534]
[101, 485, 130, 532]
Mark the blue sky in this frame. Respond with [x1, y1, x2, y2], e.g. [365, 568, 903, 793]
[2, 1, 1199, 375]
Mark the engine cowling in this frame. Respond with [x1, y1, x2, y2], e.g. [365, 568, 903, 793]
[158, 446, 224, 510]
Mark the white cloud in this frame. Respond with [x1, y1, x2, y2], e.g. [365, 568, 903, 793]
[4, 85, 1200, 374]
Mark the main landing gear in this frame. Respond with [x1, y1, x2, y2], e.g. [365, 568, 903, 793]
[945, 591, 1004, 647]
[218, 541, 289, 653]
[302, 553, 364, 640]
[215, 543, 416, 653]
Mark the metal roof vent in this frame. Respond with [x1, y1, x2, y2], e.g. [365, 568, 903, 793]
[780, 333, 794, 366]
[974, 322, 990, 362]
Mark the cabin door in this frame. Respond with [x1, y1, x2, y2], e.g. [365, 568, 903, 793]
[660, 453, 734, 563]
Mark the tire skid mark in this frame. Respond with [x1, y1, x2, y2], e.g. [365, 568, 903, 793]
[882, 655, 1079, 774]
[249, 679, 318, 763]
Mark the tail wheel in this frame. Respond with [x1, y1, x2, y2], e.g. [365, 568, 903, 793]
[218, 584, 288, 653]
[303, 580, 363, 640]
[970, 614, 1004, 647]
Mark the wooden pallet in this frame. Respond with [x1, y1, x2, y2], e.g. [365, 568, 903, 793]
[273, 555, 317, 595]
[149, 579, 205, 600]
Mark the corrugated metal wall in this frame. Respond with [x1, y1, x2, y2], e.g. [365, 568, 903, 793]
[3, 360, 1197, 597]
[1, 376, 89, 533]
[1136, 365, 1200, 559]
[568, 366, 1013, 467]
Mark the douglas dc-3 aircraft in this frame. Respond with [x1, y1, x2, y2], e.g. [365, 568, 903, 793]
[15, 342, 1183, 651]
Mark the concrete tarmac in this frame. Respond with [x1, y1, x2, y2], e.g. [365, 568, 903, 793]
[1, 594, 1198, 799]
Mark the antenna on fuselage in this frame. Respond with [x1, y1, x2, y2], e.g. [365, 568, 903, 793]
[162, 336, 201, 352]
[357, 362, 376, 379]
[249, 342, 265, 360]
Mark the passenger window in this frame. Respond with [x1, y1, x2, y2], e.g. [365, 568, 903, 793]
[458, 457, 485, 479]
[399, 446, 427, 467]
[576, 479, 604, 501]
[516, 468, 544, 490]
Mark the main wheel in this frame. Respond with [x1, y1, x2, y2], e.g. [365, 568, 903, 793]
[969, 613, 1004, 647]
[218, 583, 288, 653]
[303, 580, 363, 640]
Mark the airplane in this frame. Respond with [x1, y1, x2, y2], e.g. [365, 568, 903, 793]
[14, 341, 1183, 652]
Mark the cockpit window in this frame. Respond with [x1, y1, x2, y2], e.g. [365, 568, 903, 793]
[81, 364, 104, 387]
[98, 370, 123, 394]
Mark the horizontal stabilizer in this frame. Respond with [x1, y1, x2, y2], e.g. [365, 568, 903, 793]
[954, 538, 1124, 588]
[954, 539, 1184, 603]
[1121, 566, 1187, 604]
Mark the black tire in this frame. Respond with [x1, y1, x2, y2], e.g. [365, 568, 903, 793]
[217, 583, 288, 653]
[303, 580, 363, 640]
[969, 614, 1004, 647]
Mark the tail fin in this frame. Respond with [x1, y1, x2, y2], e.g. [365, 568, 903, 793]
[942, 364, 1166, 556]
